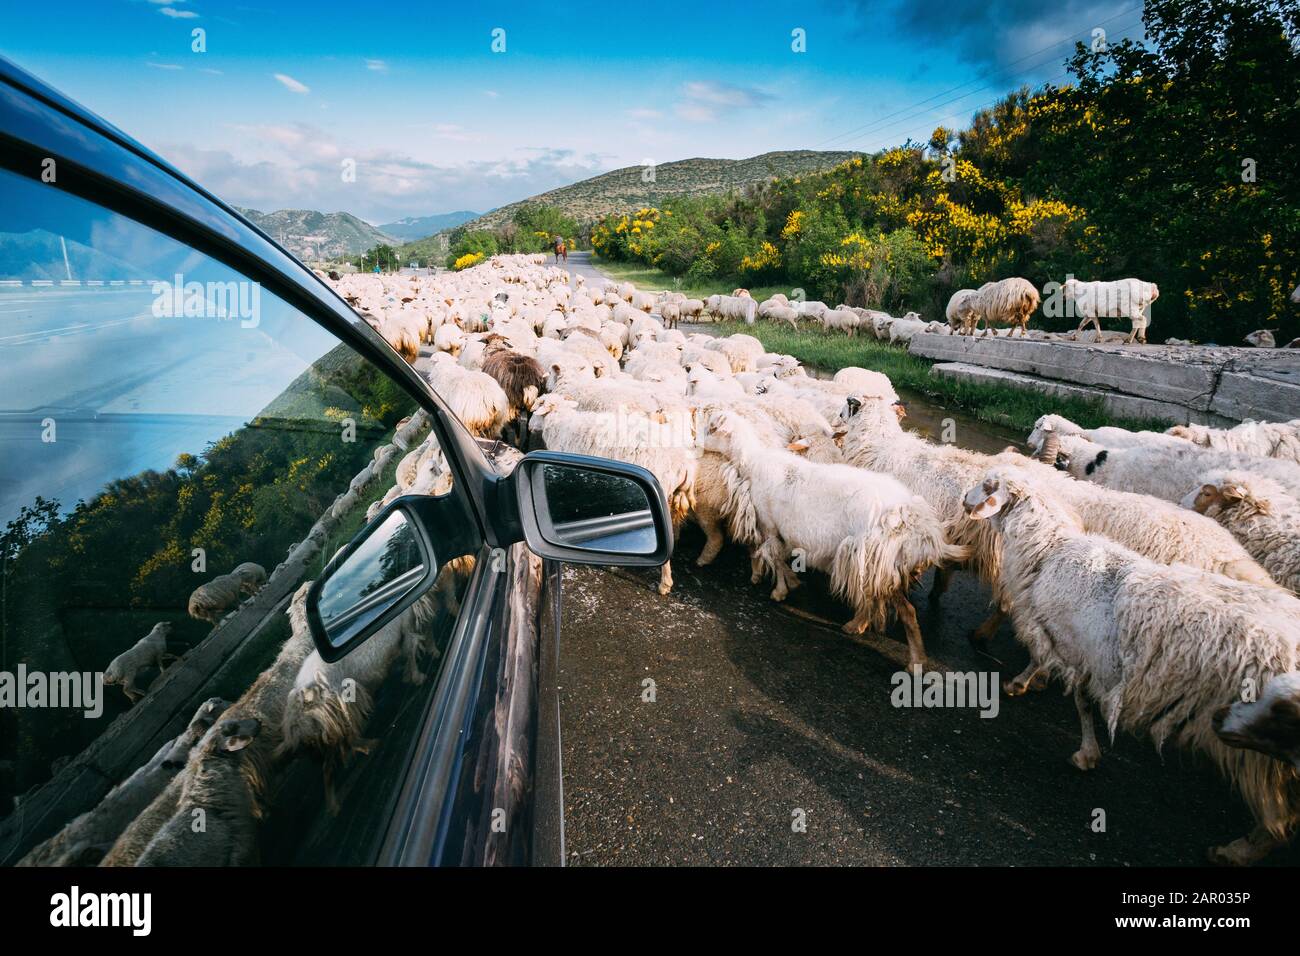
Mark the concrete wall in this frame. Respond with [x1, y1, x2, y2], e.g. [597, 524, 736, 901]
[909, 334, 1300, 424]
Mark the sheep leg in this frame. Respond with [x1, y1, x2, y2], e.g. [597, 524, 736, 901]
[1070, 687, 1102, 771]
[695, 514, 726, 567]
[928, 566, 952, 605]
[891, 594, 927, 674]
[1001, 661, 1043, 696]
[657, 560, 673, 596]
[122, 677, 145, 703]
[1209, 826, 1284, 867]
[970, 608, 1006, 647]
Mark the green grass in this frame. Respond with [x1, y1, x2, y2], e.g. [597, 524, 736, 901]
[591, 257, 787, 302]
[710, 321, 1174, 435]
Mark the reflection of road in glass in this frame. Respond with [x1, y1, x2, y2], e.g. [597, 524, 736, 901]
[0, 286, 334, 524]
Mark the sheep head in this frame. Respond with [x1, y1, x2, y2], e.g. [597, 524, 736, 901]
[964, 472, 1016, 521]
[1212, 673, 1300, 771]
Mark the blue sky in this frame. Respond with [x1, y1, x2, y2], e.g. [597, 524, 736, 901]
[1, 0, 1144, 224]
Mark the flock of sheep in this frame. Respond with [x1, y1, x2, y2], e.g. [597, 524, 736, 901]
[25, 254, 1298, 867]
[327, 254, 1299, 865]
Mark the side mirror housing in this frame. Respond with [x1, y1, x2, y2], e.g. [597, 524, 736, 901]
[512, 451, 673, 567]
[306, 493, 477, 662]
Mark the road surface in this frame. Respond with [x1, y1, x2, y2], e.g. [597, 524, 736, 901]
[555, 253, 1300, 867]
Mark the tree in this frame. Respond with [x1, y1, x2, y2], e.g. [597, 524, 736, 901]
[355, 244, 399, 272]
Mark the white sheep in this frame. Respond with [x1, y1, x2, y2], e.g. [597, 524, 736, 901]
[1214, 672, 1300, 775]
[1166, 419, 1300, 465]
[702, 409, 966, 671]
[945, 289, 980, 334]
[1052, 434, 1300, 502]
[840, 395, 1276, 648]
[1183, 470, 1300, 594]
[532, 395, 696, 595]
[426, 353, 511, 438]
[1027, 413, 1192, 452]
[1064, 277, 1160, 344]
[969, 277, 1040, 337]
[963, 465, 1300, 865]
[832, 367, 900, 403]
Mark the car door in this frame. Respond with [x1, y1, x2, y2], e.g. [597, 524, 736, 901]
[0, 152, 508, 865]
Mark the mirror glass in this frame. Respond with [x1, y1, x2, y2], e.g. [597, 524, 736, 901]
[316, 508, 427, 649]
[538, 463, 657, 556]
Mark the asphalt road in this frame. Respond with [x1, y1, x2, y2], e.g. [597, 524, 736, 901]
[555, 254, 1300, 868]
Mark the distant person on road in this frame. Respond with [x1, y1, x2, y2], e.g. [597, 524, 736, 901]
[553, 235, 566, 263]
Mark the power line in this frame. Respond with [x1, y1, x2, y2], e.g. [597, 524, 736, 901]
[814, 4, 1144, 151]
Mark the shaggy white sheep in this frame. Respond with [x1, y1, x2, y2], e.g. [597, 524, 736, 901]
[963, 465, 1300, 865]
[1027, 413, 1192, 452]
[1064, 277, 1160, 344]
[1167, 419, 1300, 465]
[426, 353, 512, 438]
[945, 289, 980, 334]
[702, 410, 966, 671]
[1183, 470, 1300, 594]
[1053, 433, 1300, 501]
[969, 277, 1040, 337]
[532, 395, 696, 594]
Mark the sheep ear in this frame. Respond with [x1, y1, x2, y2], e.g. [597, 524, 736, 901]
[787, 438, 811, 454]
[832, 429, 848, 442]
[221, 734, 253, 753]
[968, 490, 1007, 520]
[982, 476, 1000, 494]
[1223, 484, 1246, 501]
[846, 396, 862, 415]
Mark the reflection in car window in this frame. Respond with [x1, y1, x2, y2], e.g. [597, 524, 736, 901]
[0, 168, 478, 865]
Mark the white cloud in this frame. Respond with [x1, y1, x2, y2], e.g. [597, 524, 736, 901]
[674, 80, 774, 122]
[626, 108, 662, 120]
[158, 6, 199, 17]
[147, 62, 184, 70]
[272, 73, 310, 94]
[199, 67, 223, 75]
[157, 127, 612, 223]
[365, 59, 388, 72]
[432, 123, 479, 142]
[482, 90, 499, 98]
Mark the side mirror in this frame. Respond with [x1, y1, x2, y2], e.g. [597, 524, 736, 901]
[513, 451, 672, 567]
[306, 494, 476, 662]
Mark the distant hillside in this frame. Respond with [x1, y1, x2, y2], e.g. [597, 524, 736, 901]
[378, 211, 479, 241]
[235, 207, 396, 263]
[398, 150, 860, 259]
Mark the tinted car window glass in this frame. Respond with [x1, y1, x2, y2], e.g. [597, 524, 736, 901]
[0, 167, 478, 865]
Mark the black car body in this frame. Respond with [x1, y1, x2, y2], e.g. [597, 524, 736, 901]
[0, 57, 670, 867]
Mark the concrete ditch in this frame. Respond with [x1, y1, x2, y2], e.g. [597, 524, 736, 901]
[908, 333, 1300, 425]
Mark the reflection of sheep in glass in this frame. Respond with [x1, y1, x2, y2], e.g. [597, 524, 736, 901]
[186, 562, 267, 624]
[135, 717, 263, 866]
[104, 622, 181, 702]
[17, 697, 230, 866]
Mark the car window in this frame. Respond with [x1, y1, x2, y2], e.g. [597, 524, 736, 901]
[0, 166, 480, 866]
